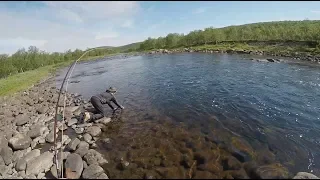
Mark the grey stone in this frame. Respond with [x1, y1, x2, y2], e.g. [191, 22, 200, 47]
[9, 133, 32, 150]
[75, 127, 84, 134]
[0, 137, 8, 152]
[36, 106, 47, 114]
[65, 153, 83, 179]
[67, 118, 78, 127]
[0, 146, 13, 165]
[12, 151, 24, 163]
[50, 165, 58, 179]
[66, 106, 79, 113]
[86, 126, 101, 137]
[26, 151, 54, 175]
[31, 141, 37, 149]
[23, 149, 40, 162]
[37, 172, 45, 179]
[82, 164, 104, 179]
[293, 172, 319, 179]
[95, 117, 111, 125]
[83, 161, 88, 169]
[15, 159, 27, 171]
[15, 115, 29, 126]
[83, 149, 108, 166]
[38, 137, 46, 144]
[98, 173, 109, 179]
[59, 123, 68, 131]
[45, 132, 55, 143]
[67, 138, 81, 151]
[83, 133, 92, 144]
[27, 125, 45, 139]
[75, 146, 89, 158]
[0, 164, 9, 176]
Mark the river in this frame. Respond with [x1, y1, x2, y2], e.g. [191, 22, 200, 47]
[56, 53, 320, 178]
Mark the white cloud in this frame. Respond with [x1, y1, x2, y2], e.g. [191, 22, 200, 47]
[121, 19, 134, 28]
[311, 10, 320, 14]
[0, 1, 142, 54]
[192, 7, 207, 14]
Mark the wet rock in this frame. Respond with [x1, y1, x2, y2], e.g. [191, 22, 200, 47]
[82, 164, 104, 179]
[254, 163, 289, 179]
[197, 162, 222, 174]
[9, 133, 32, 150]
[67, 118, 78, 127]
[181, 154, 193, 168]
[74, 127, 84, 134]
[26, 151, 54, 175]
[83, 149, 108, 166]
[83, 133, 92, 144]
[27, 125, 46, 139]
[293, 172, 319, 179]
[75, 141, 90, 157]
[65, 153, 83, 179]
[86, 126, 101, 137]
[67, 138, 81, 151]
[223, 156, 242, 170]
[0, 146, 13, 165]
[15, 115, 29, 126]
[224, 169, 249, 179]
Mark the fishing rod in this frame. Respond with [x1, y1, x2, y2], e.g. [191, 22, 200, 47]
[53, 46, 112, 179]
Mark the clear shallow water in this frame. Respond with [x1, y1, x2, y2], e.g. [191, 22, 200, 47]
[56, 53, 320, 177]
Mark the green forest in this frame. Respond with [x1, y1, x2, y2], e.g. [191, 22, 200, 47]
[1, 20, 320, 79]
[138, 20, 320, 50]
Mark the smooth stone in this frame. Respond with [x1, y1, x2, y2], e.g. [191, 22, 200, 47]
[65, 153, 83, 179]
[86, 126, 101, 137]
[9, 133, 32, 150]
[26, 152, 54, 175]
[83, 149, 108, 166]
[67, 138, 81, 151]
[0, 146, 13, 165]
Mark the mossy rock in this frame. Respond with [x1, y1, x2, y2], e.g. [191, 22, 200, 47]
[254, 163, 289, 179]
[231, 137, 256, 160]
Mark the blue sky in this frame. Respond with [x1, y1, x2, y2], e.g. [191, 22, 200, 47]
[1, 1, 320, 54]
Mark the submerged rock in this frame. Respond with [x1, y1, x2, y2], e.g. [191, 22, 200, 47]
[293, 172, 319, 179]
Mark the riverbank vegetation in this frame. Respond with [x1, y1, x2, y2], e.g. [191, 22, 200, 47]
[138, 20, 320, 54]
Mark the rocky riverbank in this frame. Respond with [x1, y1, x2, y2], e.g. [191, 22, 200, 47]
[146, 48, 320, 63]
[0, 76, 111, 179]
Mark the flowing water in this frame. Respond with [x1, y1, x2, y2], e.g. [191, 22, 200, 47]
[56, 53, 320, 178]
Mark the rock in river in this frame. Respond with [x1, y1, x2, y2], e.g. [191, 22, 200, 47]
[67, 138, 81, 151]
[83, 149, 107, 166]
[86, 126, 101, 137]
[65, 153, 83, 179]
[9, 133, 32, 150]
[82, 164, 105, 179]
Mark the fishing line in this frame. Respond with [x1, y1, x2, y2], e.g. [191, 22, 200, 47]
[53, 46, 111, 179]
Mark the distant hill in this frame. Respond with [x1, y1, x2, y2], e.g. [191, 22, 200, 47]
[111, 42, 142, 52]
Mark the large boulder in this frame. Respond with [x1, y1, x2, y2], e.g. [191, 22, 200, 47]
[82, 164, 105, 179]
[65, 153, 83, 179]
[26, 152, 54, 176]
[9, 133, 32, 150]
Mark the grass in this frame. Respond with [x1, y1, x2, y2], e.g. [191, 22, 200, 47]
[0, 54, 117, 97]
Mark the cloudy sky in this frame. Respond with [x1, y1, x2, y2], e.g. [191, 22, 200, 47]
[1, 1, 320, 54]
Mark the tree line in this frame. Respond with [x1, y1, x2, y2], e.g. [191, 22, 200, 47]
[138, 20, 320, 50]
[0, 46, 116, 79]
